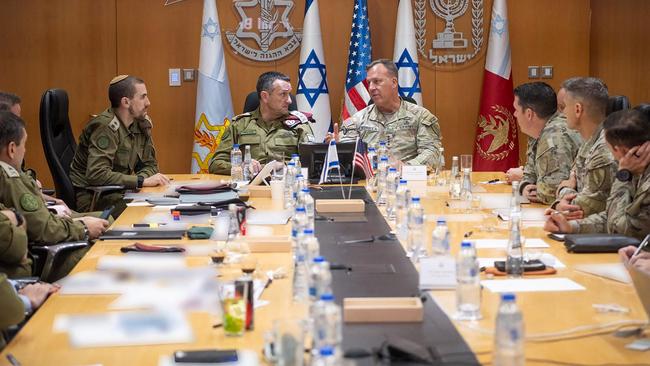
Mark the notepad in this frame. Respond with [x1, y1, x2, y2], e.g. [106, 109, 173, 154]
[481, 278, 585, 293]
[574, 263, 632, 284]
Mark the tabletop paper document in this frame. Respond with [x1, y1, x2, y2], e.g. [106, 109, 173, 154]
[474, 238, 550, 249]
[574, 263, 632, 284]
[481, 278, 585, 293]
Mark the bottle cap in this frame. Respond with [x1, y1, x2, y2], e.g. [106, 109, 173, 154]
[313, 256, 325, 263]
[302, 188, 309, 193]
[389, 167, 397, 172]
[368, 147, 376, 151]
[436, 217, 447, 224]
[379, 141, 386, 146]
[380, 156, 388, 161]
[291, 153, 299, 158]
[296, 174, 303, 178]
[411, 196, 420, 202]
[296, 206, 306, 212]
[287, 162, 295, 166]
[452, 156, 458, 160]
[304, 229, 314, 235]
[399, 179, 407, 184]
[502, 293, 516, 301]
[461, 241, 472, 248]
[319, 347, 334, 356]
[320, 293, 334, 301]
[233, 143, 240, 148]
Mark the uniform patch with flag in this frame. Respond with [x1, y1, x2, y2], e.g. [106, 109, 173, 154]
[319, 140, 341, 184]
[341, 0, 372, 122]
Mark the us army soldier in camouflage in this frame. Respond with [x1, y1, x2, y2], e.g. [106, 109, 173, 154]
[552, 77, 617, 218]
[330, 59, 442, 167]
[545, 109, 650, 241]
[0, 205, 30, 278]
[69, 76, 169, 215]
[513, 82, 582, 204]
[209, 72, 314, 175]
[0, 112, 108, 280]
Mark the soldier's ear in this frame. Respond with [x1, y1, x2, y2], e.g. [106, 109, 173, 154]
[120, 96, 130, 108]
[260, 90, 269, 103]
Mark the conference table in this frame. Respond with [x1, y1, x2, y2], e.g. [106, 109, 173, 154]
[1, 173, 648, 365]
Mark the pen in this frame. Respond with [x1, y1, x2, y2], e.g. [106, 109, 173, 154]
[464, 231, 473, 238]
[6, 354, 21, 366]
[632, 234, 650, 258]
[487, 179, 500, 184]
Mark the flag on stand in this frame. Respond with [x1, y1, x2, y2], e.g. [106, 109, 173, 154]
[471, 0, 519, 172]
[296, 0, 331, 142]
[353, 138, 374, 178]
[341, 0, 372, 121]
[319, 140, 341, 184]
[191, 0, 234, 173]
[393, 0, 422, 105]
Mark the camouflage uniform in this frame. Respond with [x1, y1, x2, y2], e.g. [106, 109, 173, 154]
[571, 164, 650, 240]
[0, 273, 25, 348]
[520, 113, 582, 204]
[0, 161, 87, 280]
[0, 204, 31, 278]
[69, 108, 160, 213]
[209, 108, 315, 175]
[340, 100, 442, 167]
[554, 124, 617, 216]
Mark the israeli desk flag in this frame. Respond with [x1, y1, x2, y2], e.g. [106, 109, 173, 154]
[319, 140, 340, 185]
[393, 0, 422, 105]
[191, 0, 234, 173]
[297, 0, 331, 142]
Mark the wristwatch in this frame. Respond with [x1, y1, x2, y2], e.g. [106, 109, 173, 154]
[137, 175, 144, 189]
[10, 208, 24, 227]
[615, 169, 633, 182]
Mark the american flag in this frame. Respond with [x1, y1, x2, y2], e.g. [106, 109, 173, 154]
[341, 0, 372, 121]
[353, 138, 374, 178]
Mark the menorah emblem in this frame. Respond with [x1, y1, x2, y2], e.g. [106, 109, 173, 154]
[430, 0, 469, 49]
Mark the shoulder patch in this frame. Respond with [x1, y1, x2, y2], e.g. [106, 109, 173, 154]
[97, 135, 110, 149]
[0, 161, 19, 178]
[19, 193, 40, 212]
[108, 116, 120, 131]
[232, 112, 252, 122]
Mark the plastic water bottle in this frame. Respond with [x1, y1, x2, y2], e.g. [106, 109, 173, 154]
[450, 155, 459, 178]
[311, 294, 342, 353]
[303, 230, 320, 264]
[510, 181, 522, 216]
[434, 147, 446, 185]
[367, 147, 377, 171]
[291, 206, 308, 255]
[284, 162, 297, 209]
[230, 144, 243, 181]
[242, 145, 252, 181]
[407, 196, 425, 261]
[395, 179, 410, 241]
[309, 257, 332, 302]
[456, 241, 481, 320]
[460, 168, 473, 201]
[506, 214, 524, 278]
[431, 218, 450, 255]
[377, 140, 388, 160]
[297, 188, 315, 230]
[312, 347, 339, 366]
[385, 167, 399, 220]
[376, 156, 389, 205]
[293, 253, 309, 303]
[449, 170, 462, 199]
[291, 153, 301, 170]
[493, 293, 524, 366]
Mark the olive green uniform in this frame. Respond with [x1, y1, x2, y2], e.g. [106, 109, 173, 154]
[520, 113, 583, 204]
[340, 100, 443, 167]
[0, 204, 31, 278]
[0, 161, 87, 280]
[0, 273, 26, 349]
[69, 108, 159, 213]
[209, 108, 315, 175]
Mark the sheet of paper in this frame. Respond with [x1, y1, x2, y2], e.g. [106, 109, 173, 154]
[477, 253, 566, 269]
[574, 263, 632, 284]
[419, 256, 457, 290]
[494, 207, 547, 221]
[474, 238, 550, 249]
[481, 278, 585, 293]
[245, 209, 292, 225]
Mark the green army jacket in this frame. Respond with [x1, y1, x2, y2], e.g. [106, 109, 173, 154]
[209, 108, 314, 175]
[0, 273, 25, 339]
[340, 100, 442, 167]
[0, 161, 85, 245]
[69, 108, 159, 190]
[0, 204, 31, 278]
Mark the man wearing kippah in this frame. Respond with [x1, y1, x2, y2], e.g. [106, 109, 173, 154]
[69, 75, 170, 216]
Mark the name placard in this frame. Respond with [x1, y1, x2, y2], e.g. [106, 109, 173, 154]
[401, 165, 427, 181]
[419, 256, 457, 290]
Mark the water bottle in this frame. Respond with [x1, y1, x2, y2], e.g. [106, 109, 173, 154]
[385, 167, 399, 220]
[395, 179, 410, 241]
[230, 144, 243, 181]
[407, 196, 425, 261]
[434, 147, 446, 185]
[309, 257, 332, 302]
[450, 155, 459, 179]
[303, 230, 320, 264]
[431, 218, 450, 255]
[242, 145, 252, 181]
[456, 241, 481, 320]
[377, 140, 388, 160]
[294, 174, 306, 205]
[311, 294, 342, 353]
[449, 170, 462, 199]
[460, 167, 473, 201]
[284, 162, 297, 209]
[291, 153, 301, 170]
[298, 188, 315, 230]
[510, 181, 521, 216]
[493, 293, 525, 366]
[376, 156, 389, 205]
[312, 347, 339, 366]
[367, 147, 377, 171]
[293, 252, 309, 303]
[506, 213, 524, 278]
[291, 206, 308, 255]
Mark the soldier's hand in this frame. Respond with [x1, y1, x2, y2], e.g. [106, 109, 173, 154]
[78, 216, 109, 239]
[250, 159, 262, 174]
[618, 245, 638, 264]
[505, 166, 523, 183]
[522, 184, 540, 202]
[0, 209, 19, 226]
[19, 282, 60, 310]
[543, 211, 573, 233]
[619, 141, 650, 175]
[143, 173, 171, 187]
[325, 123, 340, 143]
[555, 193, 584, 220]
[557, 171, 577, 193]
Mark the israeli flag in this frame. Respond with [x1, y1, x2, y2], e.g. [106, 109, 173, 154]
[297, 0, 331, 142]
[393, 0, 422, 105]
[191, 0, 234, 173]
[319, 140, 340, 184]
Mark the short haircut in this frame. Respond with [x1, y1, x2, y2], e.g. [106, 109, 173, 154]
[0, 111, 26, 149]
[256, 71, 290, 98]
[633, 103, 650, 121]
[108, 76, 145, 108]
[513, 82, 557, 120]
[604, 109, 650, 148]
[561, 77, 609, 116]
[0, 91, 21, 112]
[366, 59, 398, 78]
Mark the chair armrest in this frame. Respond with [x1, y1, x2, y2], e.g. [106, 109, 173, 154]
[87, 185, 125, 193]
[30, 241, 89, 282]
[42, 188, 56, 196]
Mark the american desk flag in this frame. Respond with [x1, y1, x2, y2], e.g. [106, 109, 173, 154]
[319, 140, 341, 184]
[353, 138, 374, 178]
[341, 0, 372, 121]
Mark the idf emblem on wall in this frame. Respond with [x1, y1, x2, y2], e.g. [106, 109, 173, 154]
[414, 0, 486, 68]
[225, 0, 302, 62]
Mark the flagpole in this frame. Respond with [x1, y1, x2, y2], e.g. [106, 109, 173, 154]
[348, 137, 360, 199]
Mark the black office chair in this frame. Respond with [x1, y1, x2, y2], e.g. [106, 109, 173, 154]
[606, 95, 630, 116]
[39, 89, 122, 212]
[633, 103, 650, 119]
[242, 91, 298, 113]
